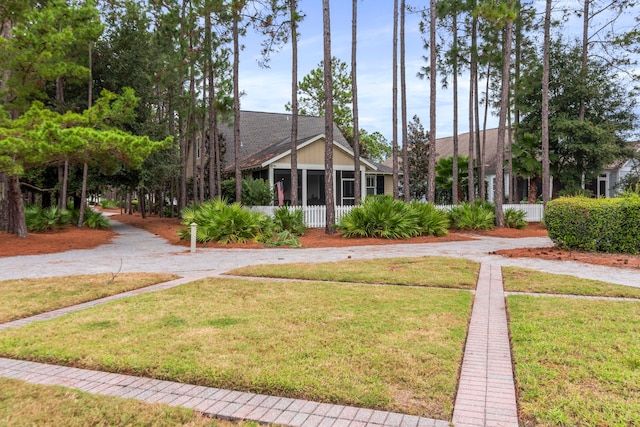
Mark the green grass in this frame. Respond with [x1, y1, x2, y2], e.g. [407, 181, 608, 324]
[0, 378, 253, 426]
[508, 295, 640, 426]
[502, 267, 640, 298]
[227, 257, 479, 290]
[0, 278, 472, 419]
[0, 273, 178, 323]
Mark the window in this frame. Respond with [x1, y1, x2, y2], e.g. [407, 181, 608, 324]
[366, 176, 376, 195]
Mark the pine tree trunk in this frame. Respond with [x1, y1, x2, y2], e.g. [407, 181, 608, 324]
[290, 0, 299, 207]
[322, 0, 335, 233]
[495, 21, 513, 228]
[427, 0, 437, 203]
[351, 0, 361, 205]
[452, 11, 459, 205]
[401, 0, 409, 203]
[542, 0, 552, 206]
[233, 3, 242, 203]
[392, 0, 399, 199]
[7, 175, 28, 237]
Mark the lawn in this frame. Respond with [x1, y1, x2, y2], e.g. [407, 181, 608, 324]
[502, 267, 640, 298]
[508, 295, 640, 426]
[0, 278, 472, 420]
[227, 257, 479, 289]
[0, 273, 178, 323]
[0, 378, 251, 427]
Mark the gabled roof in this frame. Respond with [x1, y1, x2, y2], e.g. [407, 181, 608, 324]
[218, 110, 354, 170]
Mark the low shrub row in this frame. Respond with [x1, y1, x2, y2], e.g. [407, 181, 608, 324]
[25, 206, 110, 231]
[338, 196, 527, 238]
[545, 195, 640, 254]
[179, 198, 305, 247]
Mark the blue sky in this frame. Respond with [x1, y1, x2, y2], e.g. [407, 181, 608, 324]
[237, 0, 639, 144]
[238, 0, 469, 144]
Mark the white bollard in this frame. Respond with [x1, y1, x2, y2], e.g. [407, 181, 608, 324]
[190, 222, 197, 253]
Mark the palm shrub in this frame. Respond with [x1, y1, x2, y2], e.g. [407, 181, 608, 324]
[410, 201, 449, 236]
[503, 208, 527, 229]
[99, 199, 119, 209]
[180, 198, 272, 244]
[337, 195, 420, 239]
[448, 201, 495, 230]
[83, 209, 110, 229]
[25, 205, 73, 231]
[273, 206, 305, 235]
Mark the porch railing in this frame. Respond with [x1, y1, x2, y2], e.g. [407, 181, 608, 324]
[249, 203, 544, 229]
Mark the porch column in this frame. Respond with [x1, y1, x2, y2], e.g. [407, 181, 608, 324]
[360, 169, 366, 203]
[268, 166, 275, 206]
[302, 169, 308, 207]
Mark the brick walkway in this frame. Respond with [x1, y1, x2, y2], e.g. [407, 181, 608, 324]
[1, 263, 517, 426]
[0, 358, 448, 427]
[452, 264, 519, 427]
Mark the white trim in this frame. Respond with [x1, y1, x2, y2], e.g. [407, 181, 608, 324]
[260, 134, 377, 170]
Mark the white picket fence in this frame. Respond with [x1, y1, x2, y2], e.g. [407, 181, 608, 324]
[250, 203, 544, 229]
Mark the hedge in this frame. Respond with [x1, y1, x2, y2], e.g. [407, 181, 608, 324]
[544, 195, 640, 254]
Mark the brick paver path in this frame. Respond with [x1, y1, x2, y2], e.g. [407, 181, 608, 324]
[452, 264, 519, 427]
[0, 358, 448, 427]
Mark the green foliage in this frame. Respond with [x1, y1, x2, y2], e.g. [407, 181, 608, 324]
[503, 208, 527, 229]
[263, 230, 302, 248]
[99, 199, 119, 209]
[407, 115, 430, 199]
[337, 195, 420, 239]
[221, 178, 272, 206]
[447, 201, 496, 230]
[24, 205, 109, 231]
[24, 206, 72, 231]
[544, 196, 640, 254]
[179, 198, 271, 244]
[273, 206, 305, 236]
[82, 209, 110, 229]
[410, 201, 449, 236]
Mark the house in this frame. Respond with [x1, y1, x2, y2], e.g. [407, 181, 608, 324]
[189, 111, 393, 206]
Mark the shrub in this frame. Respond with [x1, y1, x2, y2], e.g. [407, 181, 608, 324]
[221, 178, 273, 206]
[273, 206, 305, 236]
[545, 195, 640, 254]
[264, 230, 302, 248]
[83, 209, 110, 229]
[409, 201, 449, 236]
[337, 195, 419, 239]
[448, 201, 495, 230]
[25, 206, 73, 231]
[504, 208, 527, 229]
[180, 198, 272, 244]
[99, 199, 119, 209]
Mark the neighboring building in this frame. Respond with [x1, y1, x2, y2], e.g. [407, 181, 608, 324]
[188, 111, 393, 206]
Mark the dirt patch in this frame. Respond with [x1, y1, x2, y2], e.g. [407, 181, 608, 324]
[4, 211, 640, 270]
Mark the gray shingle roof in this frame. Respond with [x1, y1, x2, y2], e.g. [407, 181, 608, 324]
[218, 111, 351, 170]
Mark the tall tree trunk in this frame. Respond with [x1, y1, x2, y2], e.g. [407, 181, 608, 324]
[290, 0, 299, 207]
[205, 11, 216, 199]
[542, 0, 551, 206]
[479, 61, 491, 201]
[233, 1, 242, 203]
[59, 159, 69, 210]
[351, 0, 361, 205]
[495, 21, 513, 228]
[427, 0, 437, 203]
[452, 10, 459, 205]
[467, 10, 477, 204]
[322, 0, 335, 233]
[579, 0, 589, 122]
[200, 69, 206, 203]
[392, 0, 399, 199]
[78, 41, 93, 228]
[400, 0, 409, 203]
[7, 175, 28, 237]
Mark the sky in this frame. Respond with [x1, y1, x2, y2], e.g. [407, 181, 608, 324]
[238, 0, 461, 144]
[236, 0, 639, 145]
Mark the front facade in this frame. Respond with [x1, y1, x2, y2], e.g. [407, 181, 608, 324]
[189, 111, 391, 206]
